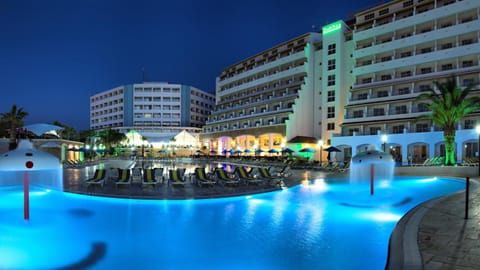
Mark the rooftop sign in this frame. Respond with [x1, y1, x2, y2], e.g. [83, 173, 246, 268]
[322, 21, 342, 35]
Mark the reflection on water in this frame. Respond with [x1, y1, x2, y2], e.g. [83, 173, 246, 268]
[0, 171, 464, 270]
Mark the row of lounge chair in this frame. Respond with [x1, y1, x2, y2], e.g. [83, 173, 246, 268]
[192, 166, 285, 188]
[85, 166, 288, 189]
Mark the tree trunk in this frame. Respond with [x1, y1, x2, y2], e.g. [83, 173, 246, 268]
[443, 128, 456, 166]
[8, 127, 17, 150]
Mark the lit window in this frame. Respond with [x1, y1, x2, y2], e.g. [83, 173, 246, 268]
[327, 44, 336, 55]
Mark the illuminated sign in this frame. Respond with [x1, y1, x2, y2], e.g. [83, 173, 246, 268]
[322, 21, 342, 35]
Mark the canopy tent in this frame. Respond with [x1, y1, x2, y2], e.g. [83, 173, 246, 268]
[23, 123, 64, 137]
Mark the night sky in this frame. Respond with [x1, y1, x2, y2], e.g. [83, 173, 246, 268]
[0, 0, 381, 131]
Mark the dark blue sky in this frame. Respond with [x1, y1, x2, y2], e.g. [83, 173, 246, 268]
[0, 0, 380, 130]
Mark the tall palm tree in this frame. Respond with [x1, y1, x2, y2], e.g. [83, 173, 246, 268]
[416, 76, 480, 165]
[0, 104, 29, 150]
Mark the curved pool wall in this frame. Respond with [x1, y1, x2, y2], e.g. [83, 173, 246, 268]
[0, 176, 464, 270]
[0, 140, 63, 190]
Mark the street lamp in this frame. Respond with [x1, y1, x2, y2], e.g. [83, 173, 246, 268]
[476, 125, 480, 176]
[318, 139, 324, 164]
[381, 135, 388, 152]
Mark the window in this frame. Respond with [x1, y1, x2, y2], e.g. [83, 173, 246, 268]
[420, 47, 432, 54]
[369, 127, 380, 135]
[327, 106, 335, 118]
[462, 60, 474, 67]
[417, 103, 429, 112]
[420, 67, 432, 74]
[373, 108, 385, 116]
[327, 123, 335, 130]
[377, 91, 388, 97]
[403, 0, 413, 7]
[381, 56, 392, 62]
[364, 13, 374, 20]
[462, 39, 474, 46]
[327, 59, 336, 70]
[463, 79, 475, 87]
[327, 90, 335, 102]
[379, 8, 389, 16]
[328, 44, 336, 55]
[348, 128, 359, 136]
[398, 87, 410, 95]
[353, 110, 363, 118]
[441, 64, 453, 71]
[395, 105, 407, 114]
[327, 75, 336, 86]
[381, 75, 391, 81]
[419, 85, 432, 92]
[441, 43, 453, 50]
[400, 51, 412, 58]
[392, 125, 404, 134]
[362, 77, 372, 84]
[465, 119, 475, 129]
[400, 71, 412, 77]
[416, 123, 429, 132]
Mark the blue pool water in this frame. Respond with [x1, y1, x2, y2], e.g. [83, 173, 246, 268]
[0, 176, 464, 270]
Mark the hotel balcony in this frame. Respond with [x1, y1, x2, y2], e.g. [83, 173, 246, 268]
[217, 51, 306, 87]
[217, 65, 306, 98]
[205, 105, 293, 125]
[343, 105, 431, 124]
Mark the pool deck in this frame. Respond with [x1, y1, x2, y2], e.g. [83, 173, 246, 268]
[63, 161, 479, 270]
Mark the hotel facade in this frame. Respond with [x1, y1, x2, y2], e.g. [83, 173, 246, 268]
[201, 0, 480, 164]
[90, 82, 215, 147]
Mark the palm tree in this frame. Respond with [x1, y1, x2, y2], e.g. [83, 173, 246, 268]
[416, 76, 480, 165]
[53, 121, 77, 140]
[96, 129, 126, 155]
[0, 104, 29, 150]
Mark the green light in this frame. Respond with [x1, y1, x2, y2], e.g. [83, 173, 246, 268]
[322, 21, 342, 35]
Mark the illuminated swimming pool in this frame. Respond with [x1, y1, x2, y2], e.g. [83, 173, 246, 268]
[0, 176, 463, 270]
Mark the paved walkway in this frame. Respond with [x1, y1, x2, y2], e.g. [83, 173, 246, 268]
[418, 178, 480, 270]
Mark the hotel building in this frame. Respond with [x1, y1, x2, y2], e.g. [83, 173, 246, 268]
[202, 0, 480, 164]
[90, 82, 215, 147]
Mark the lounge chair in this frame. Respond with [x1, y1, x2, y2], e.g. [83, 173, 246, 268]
[258, 167, 283, 187]
[194, 167, 216, 187]
[236, 166, 263, 186]
[270, 165, 292, 178]
[115, 168, 131, 188]
[142, 168, 161, 188]
[168, 169, 186, 187]
[214, 167, 239, 186]
[85, 169, 106, 187]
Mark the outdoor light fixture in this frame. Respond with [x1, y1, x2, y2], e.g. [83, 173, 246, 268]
[381, 135, 388, 152]
[476, 125, 480, 176]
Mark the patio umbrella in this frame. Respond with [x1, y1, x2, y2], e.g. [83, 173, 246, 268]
[268, 149, 279, 154]
[255, 149, 264, 154]
[281, 148, 295, 154]
[209, 150, 217, 155]
[23, 123, 64, 137]
[324, 146, 342, 152]
[299, 147, 316, 153]
[233, 149, 243, 155]
[195, 150, 206, 155]
[244, 149, 253, 153]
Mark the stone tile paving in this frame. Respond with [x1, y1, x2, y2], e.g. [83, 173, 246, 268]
[418, 181, 480, 270]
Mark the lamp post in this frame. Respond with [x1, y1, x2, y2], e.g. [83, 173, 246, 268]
[318, 139, 324, 164]
[381, 135, 388, 152]
[476, 126, 480, 176]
